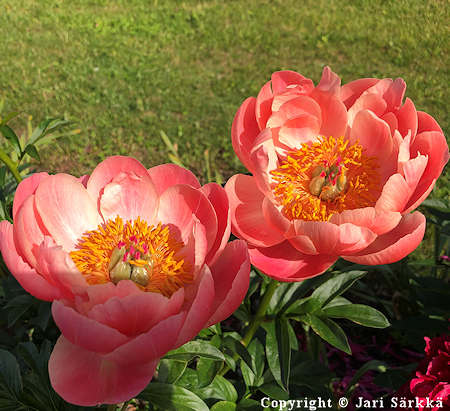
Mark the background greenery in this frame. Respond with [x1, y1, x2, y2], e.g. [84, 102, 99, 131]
[0, 0, 448, 189]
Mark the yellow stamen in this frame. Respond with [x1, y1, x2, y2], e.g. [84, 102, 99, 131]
[271, 136, 380, 221]
[70, 216, 192, 297]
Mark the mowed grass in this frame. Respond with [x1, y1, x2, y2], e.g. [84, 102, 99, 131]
[1, 0, 448, 183]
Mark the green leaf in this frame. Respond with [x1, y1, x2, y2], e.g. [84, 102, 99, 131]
[323, 304, 390, 328]
[164, 340, 226, 362]
[222, 336, 253, 371]
[158, 359, 188, 384]
[237, 399, 261, 410]
[0, 111, 20, 125]
[259, 383, 289, 400]
[210, 401, 237, 411]
[310, 270, 367, 309]
[5, 295, 35, 327]
[0, 125, 21, 155]
[139, 382, 209, 411]
[197, 357, 222, 388]
[303, 314, 351, 354]
[28, 118, 70, 146]
[345, 360, 387, 396]
[197, 375, 238, 402]
[264, 319, 291, 392]
[23, 144, 40, 162]
[0, 349, 23, 397]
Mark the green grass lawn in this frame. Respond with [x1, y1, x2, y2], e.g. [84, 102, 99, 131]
[0, 0, 448, 192]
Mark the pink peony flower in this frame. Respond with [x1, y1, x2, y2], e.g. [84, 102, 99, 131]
[226, 67, 448, 281]
[0, 156, 250, 406]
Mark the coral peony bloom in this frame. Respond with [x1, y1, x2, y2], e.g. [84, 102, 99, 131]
[226, 67, 448, 281]
[0, 156, 250, 406]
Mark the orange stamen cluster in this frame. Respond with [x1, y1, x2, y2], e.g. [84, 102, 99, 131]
[70, 216, 192, 297]
[271, 136, 380, 221]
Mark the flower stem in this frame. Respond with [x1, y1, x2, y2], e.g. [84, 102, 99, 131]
[219, 278, 279, 376]
[241, 279, 279, 347]
[0, 147, 22, 184]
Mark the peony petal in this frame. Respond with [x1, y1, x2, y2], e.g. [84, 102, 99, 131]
[147, 163, 201, 196]
[248, 241, 337, 281]
[231, 97, 260, 171]
[344, 212, 426, 265]
[310, 89, 347, 138]
[271, 70, 309, 95]
[383, 77, 406, 112]
[13, 195, 48, 268]
[108, 312, 186, 365]
[347, 93, 387, 127]
[174, 267, 215, 347]
[99, 171, 159, 225]
[341, 78, 379, 109]
[330, 207, 402, 236]
[87, 156, 156, 204]
[12, 172, 49, 219]
[376, 173, 412, 213]
[292, 220, 377, 255]
[200, 183, 231, 265]
[262, 196, 292, 236]
[157, 184, 217, 255]
[88, 288, 184, 337]
[78, 174, 90, 187]
[36, 237, 87, 299]
[381, 112, 399, 135]
[0, 221, 61, 301]
[49, 336, 158, 406]
[52, 300, 130, 353]
[396, 97, 418, 140]
[255, 80, 274, 130]
[416, 111, 443, 134]
[405, 131, 449, 212]
[316, 66, 341, 95]
[35, 174, 101, 251]
[225, 174, 284, 247]
[207, 240, 250, 326]
[278, 116, 321, 150]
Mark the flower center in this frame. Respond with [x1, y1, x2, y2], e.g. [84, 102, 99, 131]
[70, 216, 192, 297]
[271, 136, 380, 221]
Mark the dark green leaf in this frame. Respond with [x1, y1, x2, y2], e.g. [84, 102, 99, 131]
[345, 360, 387, 395]
[323, 304, 390, 328]
[197, 357, 222, 388]
[210, 401, 237, 411]
[0, 125, 21, 155]
[303, 314, 351, 354]
[310, 271, 367, 308]
[164, 340, 226, 362]
[264, 319, 291, 392]
[0, 111, 20, 125]
[196, 375, 238, 402]
[139, 382, 209, 411]
[158, 359, 188, 384]
[0, 349, 22, 397]
[237, 399, 261, 411]
[28, 118, 70, 146]
[259, 383, 289, 400]
[24, 144, 40, 161]
[223, 336, 253, 371]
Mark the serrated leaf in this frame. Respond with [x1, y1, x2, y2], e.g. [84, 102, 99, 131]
[303, 314, 351, 354]
[0, 125, 21, 155]
[264, 319, 291, 392]
[164, 340, 225, 362]
[310, 271, 367, 309]
[140, 382, 209, 411]
[323, 304, 390, 328]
